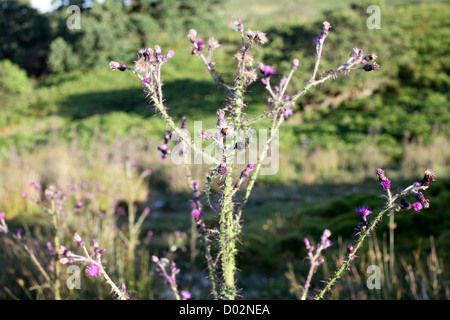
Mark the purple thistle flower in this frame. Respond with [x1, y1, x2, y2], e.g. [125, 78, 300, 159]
[85, 263, 100, 279]
[355, 206, 372, 217]
[181, 290, 191, 300]
[217, 164, 227, 175]
[411, 202, 423, 212]
[142, 77, 150, 84]
[165, 50, 175, 59]
[380, 178, 391, 190]
[192, 181, 199, 192]
[192, 209, 201, 220]
[259, 64, 275, 77]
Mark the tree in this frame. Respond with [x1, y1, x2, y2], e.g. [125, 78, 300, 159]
[0, 0, 52, 76]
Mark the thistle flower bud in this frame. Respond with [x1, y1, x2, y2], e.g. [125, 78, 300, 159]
[415, 192, 430, 208]
[199, 130, 213, 141]
[217, 164, 227, 175]
[208, 37, 220, 51]
[110, 61, 127, 71]
[187, 29, 197, 43]
[420, 169, 436, 189]
[363, 63, 380, 72]
[246, 30, 268, 45]
[233, 20, 243, 32]
[192, 209, 200, 220]
[73, 233, 85, 247]
[322, 21, 331, 36]
[376, 168, 391, 190]
[291, 59, 300, 71]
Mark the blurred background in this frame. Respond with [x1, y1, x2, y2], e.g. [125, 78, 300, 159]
[0, 0, 448, 299]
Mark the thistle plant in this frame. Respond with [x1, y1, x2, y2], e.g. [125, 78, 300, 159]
[59, 233, 129, 300]
[110, 20, 380, 300]
[313, 169, 436, 300]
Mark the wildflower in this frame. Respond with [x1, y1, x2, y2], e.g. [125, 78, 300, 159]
[192, 209, 201, 220]
[320, 229, 332, 249]
[217, 164, 227, 175]
[415, 192, 430, 208]
[363, 63, 380, 72]
[73, 233, 85, 247]
[246, 30, 268, 45]
[350, 48, 364, 60]
[85, 263, 100, 279]
[216, 109, 227, 128]
[291, 58, 300, 71]
[75, 201, 83, 211]
[58, 245, 72, 257]
[315, 35, 323, 47]
[233, 20, 243, 32]
[199, 130, 213, 141]
[154, 45, 163, 61]
[109, 61, 127, 71]
[362, 53, 378, 63]
[321, 21, 331, 36]
[192, 181, 199, 192]
[197, 39, 204, 52]
[187, 29, 197, 43]
[419, 169, 436, 189]
[165, 50, 175, 60]
[181, 291, 191, 300]
[59, 257, 74, 264]
[240, 163, 254, 180]
[258, 63, 275, 77]
[142, 77, 150, 84]
[304, 238, 313, 253]
[355, 206, 372, 218]
[376, 168, 391, 190]
[208, 37, 220, 51]
[411, 202, 423, 212]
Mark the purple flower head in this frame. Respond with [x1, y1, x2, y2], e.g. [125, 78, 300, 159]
[181, 291, 191, 300]
[315, 35, 323, 46]
[261, 65, 275, 77]
[110, 61, 127, 71]
[217, 164, 227, 175]
[355, 206, 372, 217]
[420, 169, 436, 189]
[0, 212, 4, 220]
[380, 178, 391, 190]
[165, 50, 175, 60]
[142, 77, 150, 84]
[411, 202, 423, 212]
[85, 263, 100, 279]
[192, 181, 199, 192]
[197, 39, 204, 51]
[73, 233, 85, 247]
[192, 209, 201, 220]
[304, 237, 313, 253]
